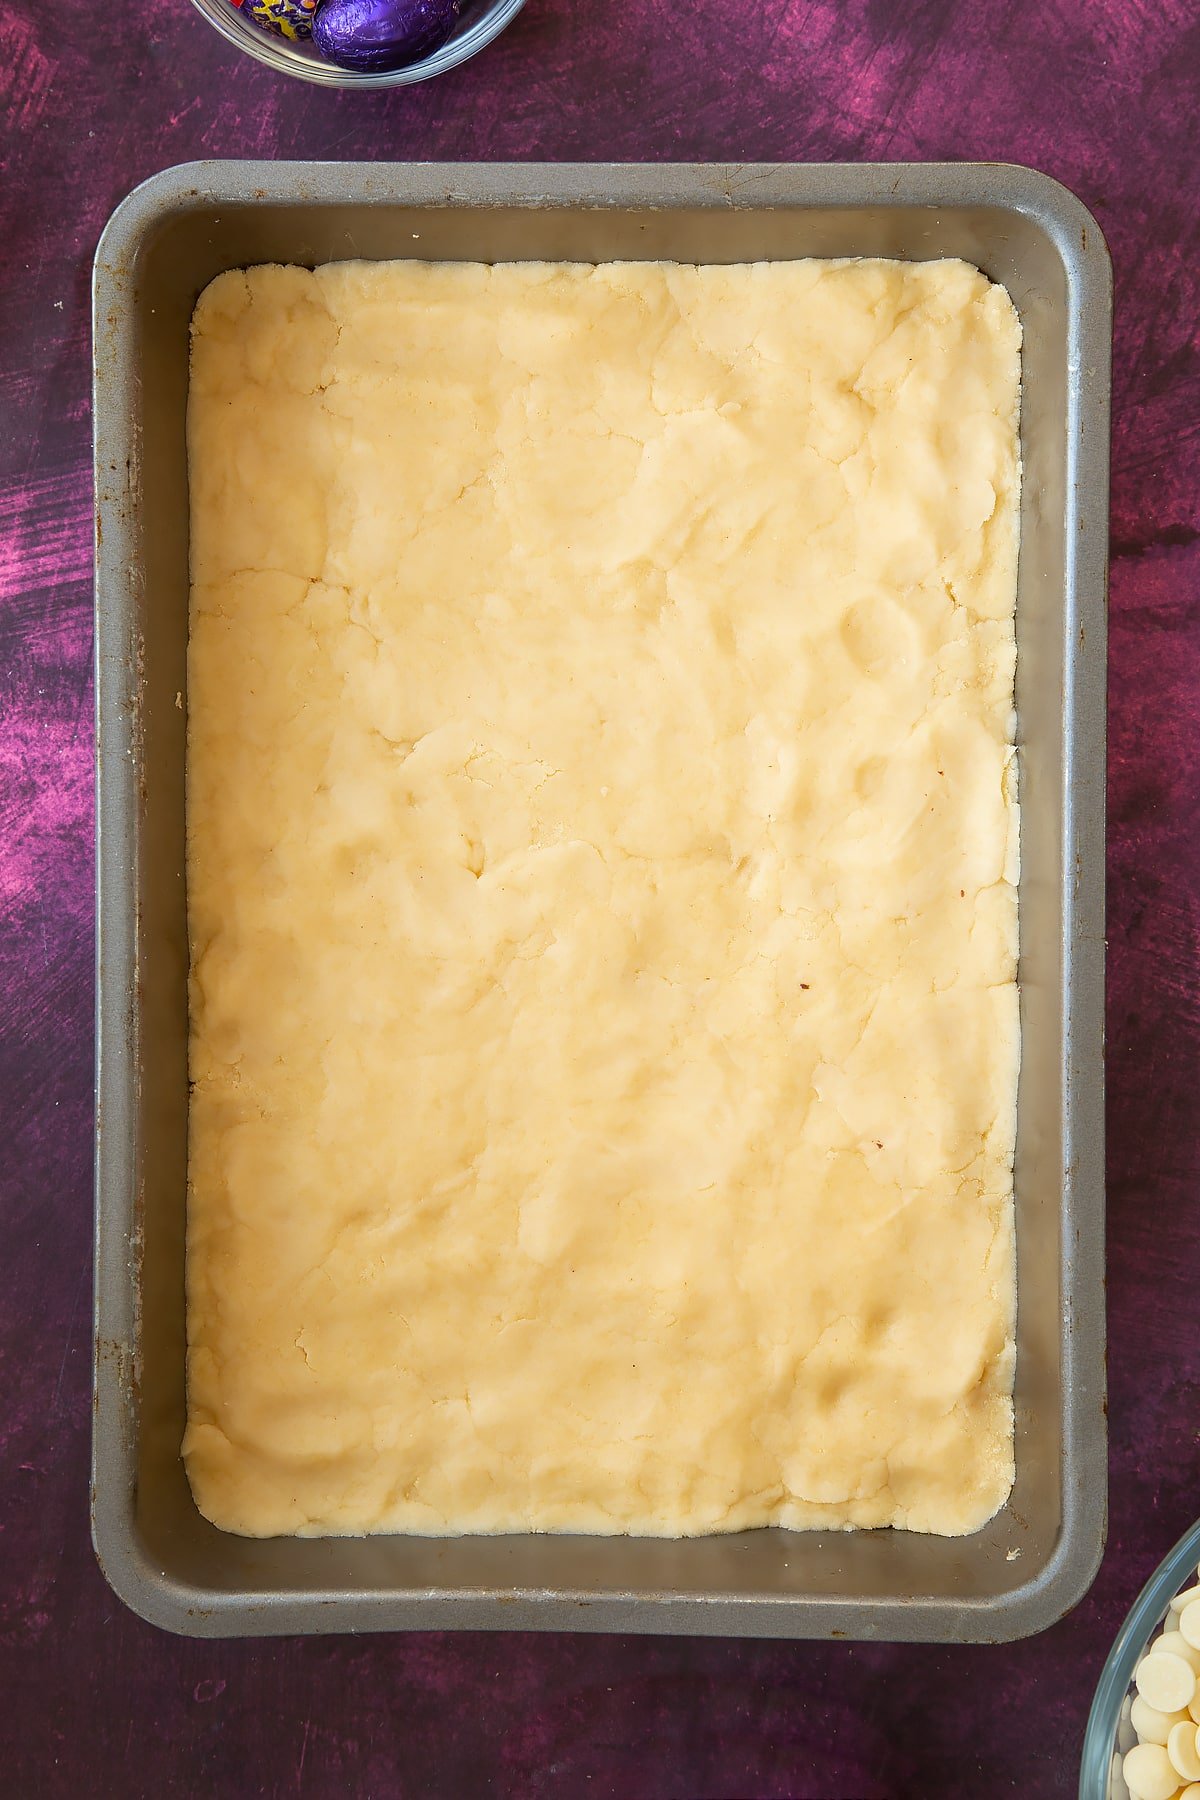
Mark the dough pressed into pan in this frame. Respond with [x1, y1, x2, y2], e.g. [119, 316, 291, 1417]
[185, 257, 1021, 1539]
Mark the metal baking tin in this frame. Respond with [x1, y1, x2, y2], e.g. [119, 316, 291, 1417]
[93, 161, 1110, 1640]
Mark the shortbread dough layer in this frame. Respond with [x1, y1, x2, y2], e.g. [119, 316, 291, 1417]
[185, 257, 1021, 1539]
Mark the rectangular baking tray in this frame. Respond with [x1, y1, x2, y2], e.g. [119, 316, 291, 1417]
[93, 160, 1110, 1640]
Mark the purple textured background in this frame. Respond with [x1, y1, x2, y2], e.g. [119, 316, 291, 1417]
[2, 1, 1198, 1794]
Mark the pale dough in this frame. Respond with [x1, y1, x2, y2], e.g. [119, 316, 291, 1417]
[184, 257, 1021, 1539]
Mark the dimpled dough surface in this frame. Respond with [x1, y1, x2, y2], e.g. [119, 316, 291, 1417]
[185, 258, 1021, 1539]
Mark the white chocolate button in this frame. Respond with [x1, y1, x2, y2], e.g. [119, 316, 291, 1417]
[1137, 1652, 1198, 1714]
[1171, 1587, 1200, 1616]
[1133, 1696, 1187, 1746]
[1179, 1786, 1200, 1799]
[1189, 1691, 1200, 1725]
[1169, 1722, 1200, 1781]
[1160, 1631, 1200, 1659]
[1180, 1603, 1200, 1651]
[1159, 1631, 1200, 1674]
[1125, 1741, 1186, 1800]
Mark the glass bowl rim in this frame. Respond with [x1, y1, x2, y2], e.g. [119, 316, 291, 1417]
[1080, 1517, 1200, 1799]
[189, 0, 526, 89]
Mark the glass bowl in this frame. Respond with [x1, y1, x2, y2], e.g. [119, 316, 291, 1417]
[1081, 1519, 1200, 1799]
[190, 0, 525, 88]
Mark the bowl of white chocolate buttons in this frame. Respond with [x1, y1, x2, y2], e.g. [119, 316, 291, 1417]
[1082, 1521, 1200, 1799]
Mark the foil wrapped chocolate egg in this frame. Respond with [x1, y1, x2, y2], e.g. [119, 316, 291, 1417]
[312, 0, 459, 72]
[242, 0, 318, 40]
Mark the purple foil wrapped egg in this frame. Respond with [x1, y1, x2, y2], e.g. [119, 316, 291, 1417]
[242, 0, 318, 40]
[312, 0, 460, 71]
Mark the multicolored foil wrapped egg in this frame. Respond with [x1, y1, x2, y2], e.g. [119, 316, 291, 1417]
[242, 0, 319, 41]
[312, 0, 459, 72]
